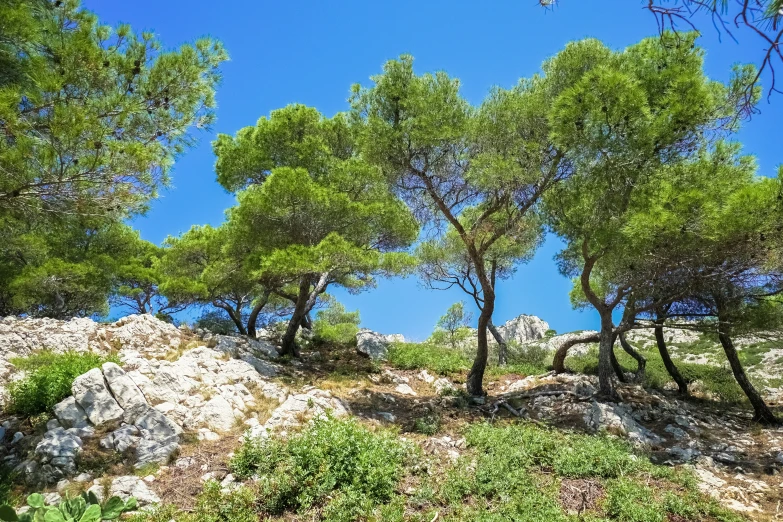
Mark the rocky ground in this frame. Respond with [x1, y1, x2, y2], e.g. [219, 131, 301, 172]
[1, 314, 782, 520]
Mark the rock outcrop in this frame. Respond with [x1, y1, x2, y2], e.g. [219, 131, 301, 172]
[497, 314, 550, 344]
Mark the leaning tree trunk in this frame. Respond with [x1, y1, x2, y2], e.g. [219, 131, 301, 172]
[214, 301, 246, 336]
[553, 332, 601, 373]
[653, 318, 688, 395]
[619, 333, 646, 382]
[279, 272, 330, 357]
[246, 291, 271, 339]
[717, 326, 778, 425]
[597, 311, 618, 399]
[488, 319, 507, 366]
[609, 333, 627, 383]
[467, 292, 495, 397]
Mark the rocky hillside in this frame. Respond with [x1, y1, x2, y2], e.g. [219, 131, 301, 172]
[1, 314, 782, 520]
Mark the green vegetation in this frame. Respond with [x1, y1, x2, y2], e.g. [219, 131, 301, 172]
[0, 491, 136, 522]
[229, 416, 412, 519]
[312, 301, 361, 345]
[130, 419, 745, 522]
[7, 351, 118, 416]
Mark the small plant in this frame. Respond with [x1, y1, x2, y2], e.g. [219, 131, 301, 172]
[0, 491, 136, 522]
[413, 415, 441, 435]
[7, 350, 119, 416]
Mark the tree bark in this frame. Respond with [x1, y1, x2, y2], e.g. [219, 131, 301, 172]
[488, 319, 507, 366]
[653, 318, 688, 395]
[597, 311, 618, 399]
[246, 291, 270, 339]
[552, 332, 601, 373]
[279, 273, 330, 357]
[214, 301, 246, 336]
[609, 333, 627, 383]
[467, 291, 494, 396]
[619, 333, 646, 382]
[717, 325, 778, 425]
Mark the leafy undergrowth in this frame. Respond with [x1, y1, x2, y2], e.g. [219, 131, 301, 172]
[388, 341, 548, 378]
[7, 350, 119, 416]
[565, 346, 754, 405]
[131, 417, 744, 522]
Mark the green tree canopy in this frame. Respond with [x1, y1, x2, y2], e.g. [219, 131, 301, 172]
[0, 0, 227, 227]
[158, 224, 278, 338]
[544, 33, 755, 398]
[350, 55, 568, 395]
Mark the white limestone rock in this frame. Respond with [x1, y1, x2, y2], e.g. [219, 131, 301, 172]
[356, 329, 404, 360]
[105, 475, 160, 507]
[71, 368, 124, 428]
[497, 314, 550, 344]
[102, 362, 149, 423]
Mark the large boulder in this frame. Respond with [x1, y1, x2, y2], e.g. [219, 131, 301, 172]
[102, 362, 149, 423]
[356, 329, 404, 360]
[53, 396, 90, 429]
[71, 368, 124, 428]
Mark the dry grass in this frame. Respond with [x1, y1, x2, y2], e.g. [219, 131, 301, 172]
[152, 428, 245, 512]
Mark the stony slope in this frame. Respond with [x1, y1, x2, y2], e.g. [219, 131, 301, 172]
[0, 314, 782, 519]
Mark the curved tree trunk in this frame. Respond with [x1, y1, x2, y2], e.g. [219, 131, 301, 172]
[552, 332, 601, 373]
[467, 293, 494, 396]
[609, 333, 627, 383]
[653, 318, 688, 395]
[246, 291, 271, 339]
[488, 319, 507, 366]
[619, 333, 646, 382]
[214, 301, 246, 336]
[279, 272, 330, 357]
[717, 327, 778, 425]
[300, 312, 313, 331]
[597, 311, 618, 399]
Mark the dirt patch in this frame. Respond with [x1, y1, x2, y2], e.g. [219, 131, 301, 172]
[559, 478, 604, 515]
[153, 429, 244, 511]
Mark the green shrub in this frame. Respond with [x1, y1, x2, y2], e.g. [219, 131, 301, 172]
[413, 414, 441, 435]
[229, 416, 412, 519]
[312, 301, 360, 346]
[506, 341, 549, 370]
[0, 491, 136, 522]
[192, 481, 258, 522]
[387, 343, 470, 375]
[8, 350, 119, 416]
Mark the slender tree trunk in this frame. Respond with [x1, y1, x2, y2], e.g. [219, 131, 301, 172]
[467, 301, 493, 397]
[552, 332, 600, 373]
[717, 325, 778, 425]
[214, 301, 246, 336]
[597, 311, 618, 399]
[488, 319, 507, 366]
[279, 273, 330, 357]
[619, 333, 646, 382]
[653, 318, 688, 395]
[246, 291, 271, 339]
[609, 334, 627, 383]
[300, 313, 313, 331]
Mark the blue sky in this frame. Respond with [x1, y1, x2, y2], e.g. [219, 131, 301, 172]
[83, 0, 782, 340]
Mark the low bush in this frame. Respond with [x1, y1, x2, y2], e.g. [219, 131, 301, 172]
[229, 416, 412, 519]
[387, 342, 471, 375]
[312, 302, 360, 346]
[7, 350, 119, 416]
[433, 421, 741, 521]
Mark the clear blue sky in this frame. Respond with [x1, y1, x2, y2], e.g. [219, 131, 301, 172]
[83, 0, 781, 341]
